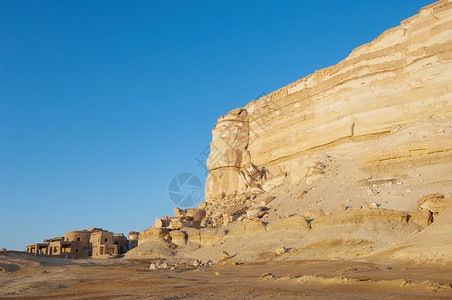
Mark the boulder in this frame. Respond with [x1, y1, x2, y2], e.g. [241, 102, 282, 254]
[186, 208, 206, 223]
[261, 272, 275, 280]
[262, 174, 286, 191]
[198, 202, 208, 209]
[168, 219, 191, 230]
[305, 208, 325, 219]
[337, 204, 347, 212]
[211, 214, 224, 227]
[247, 207, 264, 218]
[261, 195, 275, 205]
[275, 247, 287, 255]
[157, 261, 168, 269]
[192, 259, 201, 268]
[224, 204, 248, 216]
[173, 207, 185, 218]
[155, 217, 170, 229]
[222, 215, 232, 226]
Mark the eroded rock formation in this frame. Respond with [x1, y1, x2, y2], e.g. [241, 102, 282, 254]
[205, 0, 452, 201]
[128, 1, 452, 265]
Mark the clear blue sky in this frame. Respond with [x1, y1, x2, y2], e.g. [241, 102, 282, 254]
[0, 0, 434, 250]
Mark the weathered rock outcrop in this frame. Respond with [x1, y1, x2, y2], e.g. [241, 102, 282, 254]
[128, 1, 452, 265]
[205, 0, 452, 201]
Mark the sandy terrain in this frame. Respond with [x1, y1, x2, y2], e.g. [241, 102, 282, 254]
[1, 252, 451, 299]
[4, 2, 452, 299]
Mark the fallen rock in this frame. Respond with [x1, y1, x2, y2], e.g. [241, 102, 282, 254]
[261, 272, 275, 280]
[262, 173, 286, 191]
[205, 260, 214, 267]
[186, 208, 206, 223]
[225, 204, 248, 216]
[222, 215, 233, 226]
[305, 208, 325, 219]
[155, 217, 170, 229]
[192, 259, 201, 268]
[168, 219, 191, 230]
[174, 207, 185, 218]
[149, 263, 159, 270]
[158, 261, 168, 269]
[144, 227, 171, 240]
[247, 207, 264, 218]
[337, 204, 347, 212]
[261, 195, 275, 205]
[198, 202, 208, 209]
[211, 214, 224, 227]
[275, 247, 287, 255]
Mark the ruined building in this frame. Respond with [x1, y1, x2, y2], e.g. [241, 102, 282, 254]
[26, 228, 134, 258]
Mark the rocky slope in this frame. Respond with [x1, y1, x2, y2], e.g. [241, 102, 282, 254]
[128, 0, 452, 265]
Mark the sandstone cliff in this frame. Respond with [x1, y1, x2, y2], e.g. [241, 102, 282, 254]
[129, 1, 452, 266]
[205, 0, 452, 202]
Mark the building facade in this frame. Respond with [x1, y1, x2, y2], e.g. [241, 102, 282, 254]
[26, 228, 135, 259]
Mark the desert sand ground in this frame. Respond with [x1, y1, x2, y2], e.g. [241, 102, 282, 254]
[1, 252, 451, 299]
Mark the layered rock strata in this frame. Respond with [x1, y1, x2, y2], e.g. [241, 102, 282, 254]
[128, 1, 452, 265]
[205, 0, 452, 201]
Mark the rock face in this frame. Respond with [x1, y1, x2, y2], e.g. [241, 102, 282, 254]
[206, 108, 267, 200]
[205, 0, 452, 201]
[129, 1, 452, 266]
